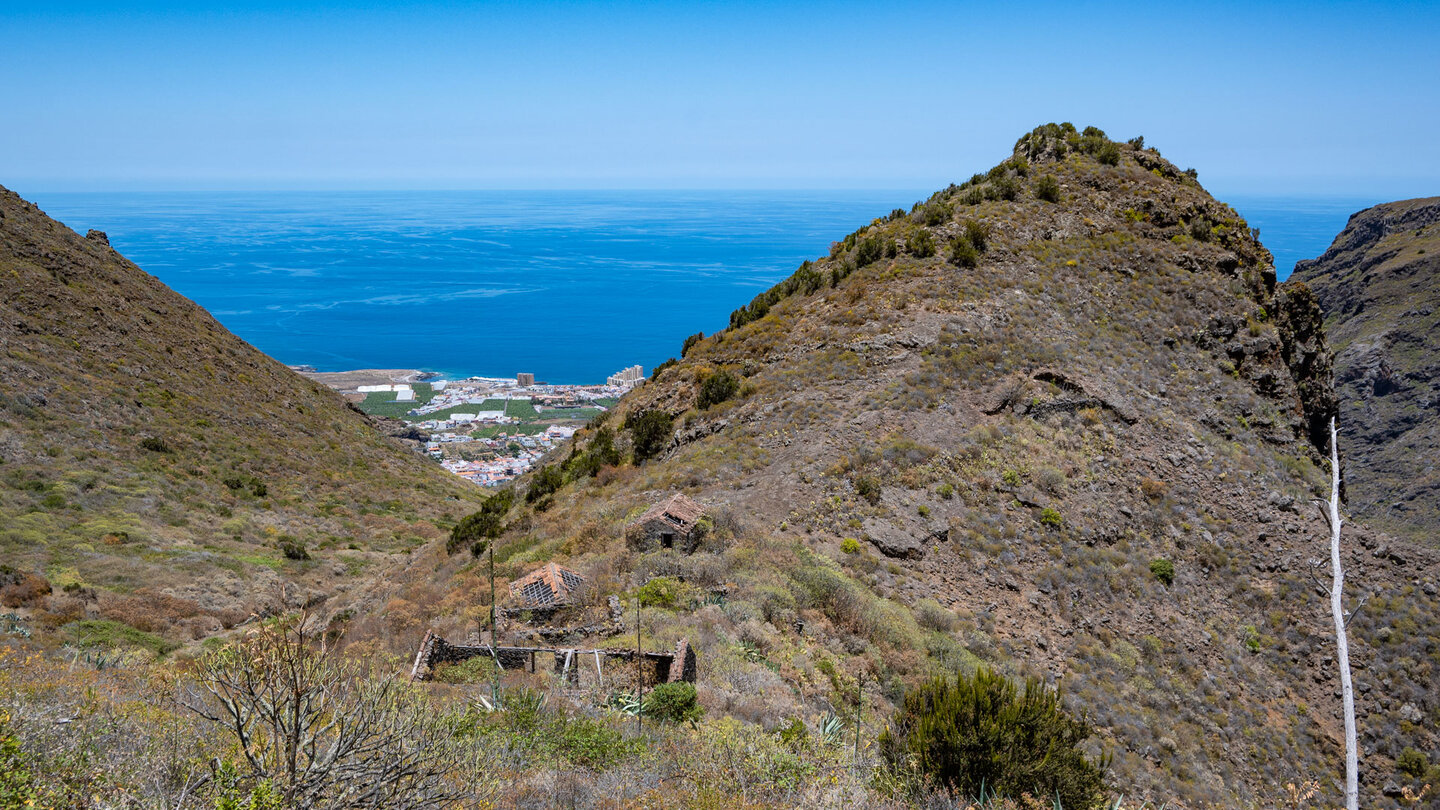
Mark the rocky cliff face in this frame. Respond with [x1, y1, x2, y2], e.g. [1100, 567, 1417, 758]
[391, 126, 1440, 806]
[0, 186, 482, 631]
[1292, 197, 1440, 545]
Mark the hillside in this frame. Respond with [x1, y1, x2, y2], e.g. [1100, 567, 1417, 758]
[0, 186, 484, 649]
[1291, 197, 1440, 545]
[387, 126, 1440, 806]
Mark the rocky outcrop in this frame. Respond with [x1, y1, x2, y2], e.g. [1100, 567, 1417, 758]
[1291, 197, 1440, 544]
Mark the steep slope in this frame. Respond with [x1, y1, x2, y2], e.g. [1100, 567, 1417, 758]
[1291, 198, 1440, 545]
[0, 186, 484, 643]
[396, 126, 1440, 807]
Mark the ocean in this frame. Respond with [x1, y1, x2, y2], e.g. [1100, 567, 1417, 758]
[25, 190, 1378, 383]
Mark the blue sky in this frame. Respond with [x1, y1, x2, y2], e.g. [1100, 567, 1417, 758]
[3, 1, 1437, 195]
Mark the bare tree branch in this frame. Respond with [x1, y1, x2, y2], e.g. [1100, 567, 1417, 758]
[1325, 417, 1359, 810]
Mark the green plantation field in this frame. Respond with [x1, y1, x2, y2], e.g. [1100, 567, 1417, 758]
[357, 383, 437, 418]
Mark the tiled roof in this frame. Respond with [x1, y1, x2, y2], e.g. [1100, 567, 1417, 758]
[508, 562, 585, 607]
[634, 493, 705, 531]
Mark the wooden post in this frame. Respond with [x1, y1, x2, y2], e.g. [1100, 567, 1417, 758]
[489, 543, 497, 706]
[854, 674, 863, 773]
[636, 597, 643, 735]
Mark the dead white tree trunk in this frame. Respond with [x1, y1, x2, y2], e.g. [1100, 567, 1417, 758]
[1326, 416, 1359, 810]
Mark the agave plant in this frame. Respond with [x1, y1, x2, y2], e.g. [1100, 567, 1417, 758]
[603, 690, 643, 716]
[819, 710, 846, 746]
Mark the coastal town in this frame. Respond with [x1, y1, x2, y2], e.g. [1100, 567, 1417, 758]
[301, 365, 645, 487]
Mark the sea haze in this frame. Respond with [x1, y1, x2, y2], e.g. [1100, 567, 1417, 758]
[28, 190, 1371, 383]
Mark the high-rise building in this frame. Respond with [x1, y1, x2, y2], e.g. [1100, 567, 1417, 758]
[517, 372, 535, 387]
[606, 365, 644, 388]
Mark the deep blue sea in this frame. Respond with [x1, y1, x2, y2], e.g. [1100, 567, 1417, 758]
[26, 190, 1379, 383]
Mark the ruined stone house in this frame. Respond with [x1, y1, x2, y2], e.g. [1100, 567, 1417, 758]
[509, 562, 585, 609]
[626, 493, 707, 552]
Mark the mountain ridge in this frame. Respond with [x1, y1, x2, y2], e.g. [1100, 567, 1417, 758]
[0, 184, 484, 639]
[1291, 197, 1440, 545]
[381, 124, 1440, 806]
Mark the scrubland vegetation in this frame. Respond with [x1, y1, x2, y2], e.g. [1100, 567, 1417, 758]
[4, 127, 1439, 808]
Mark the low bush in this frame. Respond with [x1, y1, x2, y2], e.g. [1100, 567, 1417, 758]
[1039, 507, 1063, 528]
[64, 619, 179, 657]
[1397, 746, 1429, 778]
[906, 229, 936, 258]
[879, 667, 1107, 809]
[681, 332, 705, 358]
[950, 238, 979, 269]
[841, 537, 861, 554]
[644, 682, 703, 725]
[279, 536, 310, 561]
[856, 236, 884, 267]
[636, 576, 691, 609]
[1035, 174, 1060, 202]
[697, 371, 740, 410]
[432, 655, 497, 685]
[855, 475, 882, 505]
[1149, 558, 1175, 586]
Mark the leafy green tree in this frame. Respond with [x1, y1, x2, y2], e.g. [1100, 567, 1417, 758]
[447, 489, 514, 555]
[626, 409, 674, 463]
[526, 465, 564, 503]
[564, 427, 621, 479]
[880, 668, 1107, 809]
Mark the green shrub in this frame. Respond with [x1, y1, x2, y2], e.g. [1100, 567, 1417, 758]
[856, 236, 884, 267]
[880, 668, 1106, 808]
[279, 536, 310, 561]
[1397, 746, 1429, 778]
[918, 202, 951, 226]
[906, 229, 936, 258]
[433, 655, 497, 684]
[950, 238, 979, 269]
[138, 436, 171, 453]
[644, 682, 703, 724]
[841, 537, 861, 554]
[855, 475, 882, 505]
[0, 710, 36, 807]
[697, 370, 740, 410]
[681, 332, 705, 358]
[1149, 558, 1175, 586]
[961, 220, 989, 252]
[555, 715, 639, 768]
[636, 576, 689, 609]
[936, 483, 954, 500]
[222, 473, 267, 497]
[988, 176, 1020, 201]
[1035, 174, 1060, 203]
[1039, 507, 1062, 528]
[626, 409, 674, 463]
[1095, 143, 1121, 165]
[64, 619, 179, 657]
